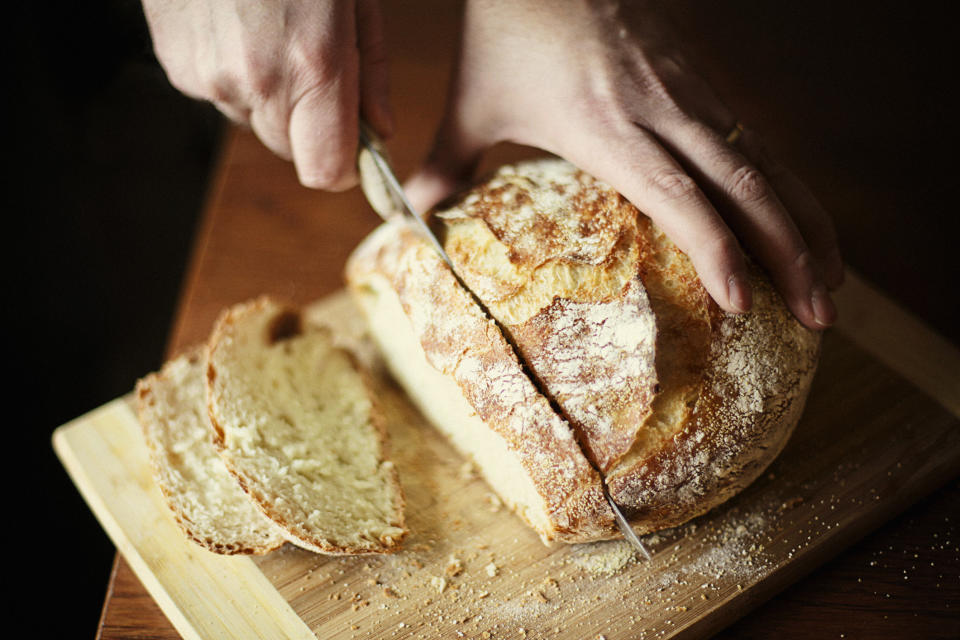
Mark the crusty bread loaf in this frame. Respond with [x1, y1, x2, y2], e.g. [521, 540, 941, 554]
[135, 349, 286, 555]
[346, 157, 820, 542]
[205, 297, 407, 554]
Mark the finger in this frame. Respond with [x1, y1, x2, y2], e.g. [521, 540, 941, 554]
[249, 107, 292, 160]
[284, 0, 361, 191]
[653, 118, 836, 329]
[355, 0, 393, 137]
[736, 130, 844, 290]
[557, 121, 752, 315]
[288, 66, 360, 191]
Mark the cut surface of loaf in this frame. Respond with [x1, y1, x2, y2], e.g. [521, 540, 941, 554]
[349, 157, 821, 542]
[135, 350, 286, 555]
[346, 223, 616, 543]
[206, 297, 406, 554]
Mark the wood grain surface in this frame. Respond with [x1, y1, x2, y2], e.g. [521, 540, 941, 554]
[88, 0, 960, 638]
[56, 279, 958, 639]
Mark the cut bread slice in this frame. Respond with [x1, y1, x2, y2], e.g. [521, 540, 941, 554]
[135, 349, 286, 555]
[206, 297, 406, 554]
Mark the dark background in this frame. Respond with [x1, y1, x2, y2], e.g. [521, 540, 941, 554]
[8, 1, 223, 633]
[7, 1, 957, 637]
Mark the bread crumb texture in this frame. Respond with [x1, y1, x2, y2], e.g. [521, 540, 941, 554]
[204, 297, 406, 554]
[136, 349, 286, 554]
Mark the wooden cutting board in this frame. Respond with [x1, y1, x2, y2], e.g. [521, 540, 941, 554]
[53, 271, 960, 640]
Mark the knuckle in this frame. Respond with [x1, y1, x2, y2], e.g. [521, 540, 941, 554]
[207, 76, 236, 104]
[727, 165, 771, 205]
[249, 108, 286, 145]
[155, 56, 201, 99]
[787, 247, 816, 280]
[647, 168, 700, 204]
[287, 39, 341, 88]
[194, 60, 239, 104]
[242, 55, 282, 104]
[164, 70, 197, 99]
[703, 232, 743, 271]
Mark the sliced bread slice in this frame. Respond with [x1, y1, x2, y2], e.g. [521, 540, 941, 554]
[205, 297, 406, 554]
[135, 349, 286, 555]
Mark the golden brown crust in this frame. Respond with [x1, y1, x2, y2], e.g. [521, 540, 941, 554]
[606, 270, 820, 530]
[604, 216, 821, 532]
[507, 277, 657, 471]
[433, 159, 659, 472]
[430, 159, 820, 536]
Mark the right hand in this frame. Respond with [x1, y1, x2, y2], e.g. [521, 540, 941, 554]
[143, 0, 392, 190]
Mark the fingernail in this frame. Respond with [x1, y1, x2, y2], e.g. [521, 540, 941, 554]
[727, 272, 752, 313]
[810, 285, 837, 327]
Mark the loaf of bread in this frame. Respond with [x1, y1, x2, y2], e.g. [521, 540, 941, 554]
[346, 226, 615, 542]
[205, 297, 407, 554]
[136, 349, 286, 555]
[346, 157, 820, 542]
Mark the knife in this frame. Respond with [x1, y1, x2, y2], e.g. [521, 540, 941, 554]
[357, 121, 455, 269]
[355, 120, 652, 562]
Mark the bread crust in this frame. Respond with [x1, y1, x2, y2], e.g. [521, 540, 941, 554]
[433, 158, 659, 472]
[606, 266, 820, 532]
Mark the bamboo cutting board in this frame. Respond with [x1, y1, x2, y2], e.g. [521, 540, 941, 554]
[53, 271, 960, 640]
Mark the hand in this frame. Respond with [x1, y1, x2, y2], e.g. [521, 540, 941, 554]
[405, 0, 843, 330]
[143, 0, 392, 190]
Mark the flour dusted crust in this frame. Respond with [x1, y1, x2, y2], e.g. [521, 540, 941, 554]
[206, 297, 407, 554]
[346, 223, 616, 543]
[433, 158, 658, 472]
[605, 220, 821, 533]
[135, 349, 286, 555]
[348, 157, 820, 542]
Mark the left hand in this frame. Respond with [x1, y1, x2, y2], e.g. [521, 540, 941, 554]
[405, 0, 843, 330]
